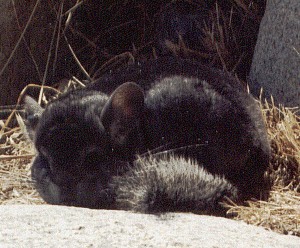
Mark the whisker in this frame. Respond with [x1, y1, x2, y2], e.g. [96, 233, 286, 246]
[138, 142, 174, 157]
[138, 143, 208, 159]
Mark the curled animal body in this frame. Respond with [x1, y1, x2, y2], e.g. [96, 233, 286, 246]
[24, 57, 271, 215]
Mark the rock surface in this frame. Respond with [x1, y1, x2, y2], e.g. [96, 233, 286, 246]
[0, 205, 299, 248]
[249, 0, 300, 107]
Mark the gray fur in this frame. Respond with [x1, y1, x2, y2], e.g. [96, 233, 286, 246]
[113, 156, 238, 215]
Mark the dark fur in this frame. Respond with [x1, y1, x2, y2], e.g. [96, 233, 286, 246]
[24, 57, 271, 214]
[89, 57, 243, 94]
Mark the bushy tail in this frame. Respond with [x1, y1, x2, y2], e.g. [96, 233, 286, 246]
[112, 156, 238, 215]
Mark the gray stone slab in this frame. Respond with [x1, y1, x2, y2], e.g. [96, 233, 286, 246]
[0, 205, 299, 248]
[250, 0, 300, 107]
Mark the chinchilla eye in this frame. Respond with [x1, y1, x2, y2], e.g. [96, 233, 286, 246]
[82, 146, 110, 170]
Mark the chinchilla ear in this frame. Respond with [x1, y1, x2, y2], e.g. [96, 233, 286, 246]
[100, 82, 144, 146]
[23, 95, 44, 141]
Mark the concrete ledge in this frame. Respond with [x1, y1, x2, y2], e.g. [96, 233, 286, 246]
[0, 205, 299, 247]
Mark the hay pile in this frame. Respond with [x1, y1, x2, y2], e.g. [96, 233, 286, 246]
[0, 84, 60, 206]
[0, 118, 42, 205]
[0, 0, 299, 238]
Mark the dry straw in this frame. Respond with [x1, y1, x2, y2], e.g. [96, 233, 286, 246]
[0, 0, 299, 237]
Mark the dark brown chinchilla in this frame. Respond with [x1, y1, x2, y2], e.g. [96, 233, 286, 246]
[24, 57, 271, 215]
